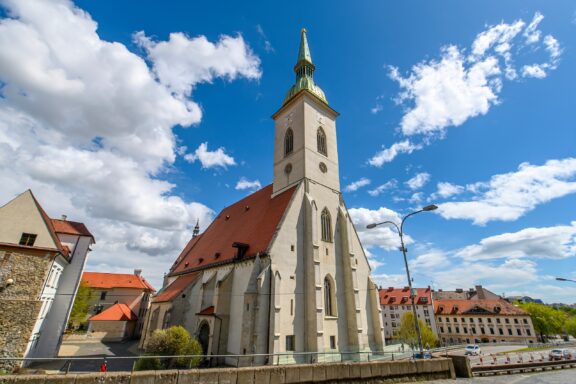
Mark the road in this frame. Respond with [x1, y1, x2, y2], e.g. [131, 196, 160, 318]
[408, 369, 576, 383]
[29, 340, 139, 372]
[443, 344, 575, 367]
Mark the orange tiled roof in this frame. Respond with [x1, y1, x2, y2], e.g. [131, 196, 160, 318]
[198, 306, 215, 316]
[153, 272, 200, 303]
[82, 272, 156, 291]
[169, 184, 297, 276]
[379, 287, 432, 306]
[89, 303, 137, 321]
[434, 299, 527, 316]
[52, 219, 95, 240]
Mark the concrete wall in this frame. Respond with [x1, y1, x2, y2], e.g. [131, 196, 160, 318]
[29, 235, 93, 359]
[0, 358, 455, 383]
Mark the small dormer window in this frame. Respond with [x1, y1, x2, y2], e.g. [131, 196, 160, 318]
[19, 233, 37, 246]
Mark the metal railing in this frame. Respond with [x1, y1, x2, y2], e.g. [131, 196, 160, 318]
[0, 350, 415, 374]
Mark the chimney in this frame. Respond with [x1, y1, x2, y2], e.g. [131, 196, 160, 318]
[134, 269, 142, 277]
[61, 214, 67, 221]
[475, 285, 486, 300]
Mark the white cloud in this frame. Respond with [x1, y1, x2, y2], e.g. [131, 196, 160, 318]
[372, 273, 409, 289]
[349, 207, 408, 251]
[256, 24, 274, 53]
[430, 258, 539, 291]
[456, 222, 576, 261]
[523, 12, 544, 44]
[344, 177, 371, 192]
[544, 35, 562, 61]
[371, 104, 383, 114]
[369, 12, 561, 164]
[184, 142, 236, 169]
[438, 158, 576, 225]
[0, 0, 260, 287]
[134, 30, 261, 98]
[368, 179, 398, 197]
[409, 250, 450, 270]
[521, 64, 547, 79]
[431, 182, 464, 200]
[368, 140, 422, 167]
[405, 172, 431, 190]
[235, 177, 261, 191]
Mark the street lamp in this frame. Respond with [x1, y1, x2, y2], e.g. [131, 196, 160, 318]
[366, 204, 438, 357]
[556, 277, 576, 283]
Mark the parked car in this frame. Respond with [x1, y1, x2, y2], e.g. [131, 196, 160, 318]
[464, 344, 481, 356]
[548, 349, 572, 361]
[413, 351, 432, 359]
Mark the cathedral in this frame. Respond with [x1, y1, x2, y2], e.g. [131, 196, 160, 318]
[140, 29, 385, 366]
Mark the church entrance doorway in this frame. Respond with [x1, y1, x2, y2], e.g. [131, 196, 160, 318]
[198, 321, 210, 355]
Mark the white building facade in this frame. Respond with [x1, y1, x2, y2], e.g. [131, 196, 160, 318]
[141, 29, 385, 366]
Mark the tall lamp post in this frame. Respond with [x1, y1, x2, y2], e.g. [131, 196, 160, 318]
[366, 204, 438, 357]
[556, 277, 576, 283]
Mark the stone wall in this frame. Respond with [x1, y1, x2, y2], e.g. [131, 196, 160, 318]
[0, 247, 52, 371]
[0, 358, 455, 383]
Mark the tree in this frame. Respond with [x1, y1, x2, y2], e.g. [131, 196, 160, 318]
[397, 311, 438, 349]
[135, 326, 203, 370]
[518, 303, 566, 341]
[565, 317, 576, 338]
[68, 281, 94, 329]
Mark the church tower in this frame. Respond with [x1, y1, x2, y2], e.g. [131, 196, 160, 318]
[272, 29, 340, 196]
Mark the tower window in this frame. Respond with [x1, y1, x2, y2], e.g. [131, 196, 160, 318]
[284, 128, 294, 157]
[324, 275, 336, 316]
[321, 208, 332, 242]
[317, 127, 327, 156]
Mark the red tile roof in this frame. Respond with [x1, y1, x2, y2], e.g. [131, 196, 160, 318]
[198, 306, 215, 316]
[169, 184, 297, 276]
[82, 272, 156, 291]
[434, 299, 527, 316]
[379, 287, 432, 306]
[89, 303, 137, 321]
[153, 272, 200, 303]
[52, 219, 95, 240]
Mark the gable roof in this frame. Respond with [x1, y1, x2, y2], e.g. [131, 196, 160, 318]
[379, 287, 432, 306]
[52, 219, 95, 241]
[89, 303, 137, 321]
[434, 299, 527, 316]
[82, 272, 156, 291]
[169, 184, 297, 276]
[153, 272, 200, 303]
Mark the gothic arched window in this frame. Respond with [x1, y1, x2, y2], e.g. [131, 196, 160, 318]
[317, 127, 327, 156]
[324, 275, 336, 316]
[284, 128, 294, 157]
[321, 208, 332, 242]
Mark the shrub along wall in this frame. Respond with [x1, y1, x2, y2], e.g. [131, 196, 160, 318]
[0, 358, 455, 384]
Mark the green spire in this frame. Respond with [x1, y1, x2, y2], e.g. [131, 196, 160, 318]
[283, 28, 328, 106]
[297, 28, 312, 64]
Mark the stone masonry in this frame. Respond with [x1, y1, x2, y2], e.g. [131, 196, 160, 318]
[0, 248, 53, 371]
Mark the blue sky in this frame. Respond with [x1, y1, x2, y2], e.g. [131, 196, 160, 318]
[0, 0, 574, 303]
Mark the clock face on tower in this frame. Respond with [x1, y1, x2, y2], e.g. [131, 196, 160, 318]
[319, 162, 327, 173]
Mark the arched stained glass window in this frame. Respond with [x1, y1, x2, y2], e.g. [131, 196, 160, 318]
[317, 127, 327, 156]
[321, 208, 332, 242]
[284, 128, 294, 157]
[324, 275, 336, 316]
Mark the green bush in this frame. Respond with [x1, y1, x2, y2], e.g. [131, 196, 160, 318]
[135, 326, 203, 370]
[133, 357, 161, 371]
